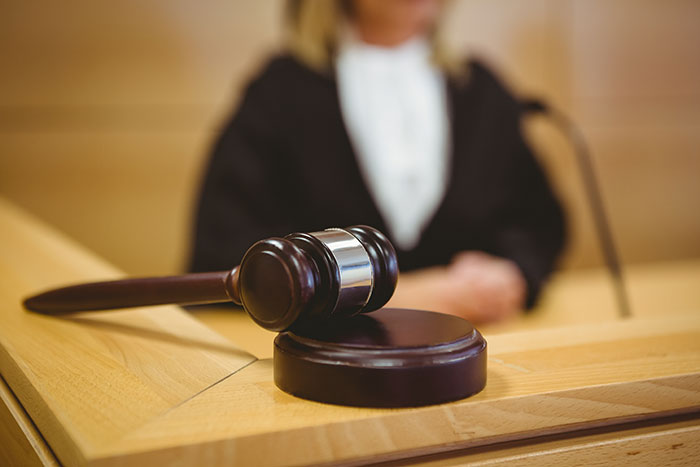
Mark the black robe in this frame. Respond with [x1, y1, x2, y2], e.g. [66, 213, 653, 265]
[189, 55, 566, 307]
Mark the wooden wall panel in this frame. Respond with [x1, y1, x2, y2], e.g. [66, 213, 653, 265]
[0, 131, 207, 274]
[568, 0, 700, 264]
[0, 0, 282, 110]
[0, 0, 284, 274]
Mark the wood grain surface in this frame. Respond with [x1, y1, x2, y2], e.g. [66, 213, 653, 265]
[0, 375, 58, 467]
[388, 414, 700, 466]
[190, 256, 700, 360]
[1, 196, 699, 466]
[91, 318, 700, 466]
[0, 197, 255, 466]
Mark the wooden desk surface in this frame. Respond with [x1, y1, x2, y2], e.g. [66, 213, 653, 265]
[1, 196, 699, 466]
[190, 258, 700, 360]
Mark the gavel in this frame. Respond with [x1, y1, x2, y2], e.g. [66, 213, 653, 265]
[24, 225, 398, 332]
[23, 225, 489, 408]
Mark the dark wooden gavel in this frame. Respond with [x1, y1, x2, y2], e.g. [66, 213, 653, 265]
[24, 226, 398, 331]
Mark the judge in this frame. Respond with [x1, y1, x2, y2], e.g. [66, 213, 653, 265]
[190, 0, 566, 324]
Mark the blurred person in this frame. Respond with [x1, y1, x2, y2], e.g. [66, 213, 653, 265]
[189, 0, 566, 324]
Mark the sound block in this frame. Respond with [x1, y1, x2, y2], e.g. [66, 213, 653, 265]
[273, 308, 487, 407]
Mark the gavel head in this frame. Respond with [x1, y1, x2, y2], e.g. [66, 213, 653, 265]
[234, 225, 398, 331]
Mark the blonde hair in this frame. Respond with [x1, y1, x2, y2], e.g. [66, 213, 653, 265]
[284, 0, 463, 77]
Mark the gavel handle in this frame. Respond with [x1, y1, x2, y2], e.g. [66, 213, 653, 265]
[23, 267, 241, 314]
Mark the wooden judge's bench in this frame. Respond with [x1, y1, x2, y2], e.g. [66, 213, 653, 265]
[1, 196, 699, 466]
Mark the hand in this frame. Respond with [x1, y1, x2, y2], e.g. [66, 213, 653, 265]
[386, 251, 526, 324]
[443, 251, 526, 323]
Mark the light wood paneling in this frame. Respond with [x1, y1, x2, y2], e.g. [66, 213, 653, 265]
[0, 0, 282, 110]
[0, 375, 58, 467]
[399, 415, 700, 466]
[0, 197, 255, 466]
[90, 320, 700, 466]
[0, 131, 208, 275]
[193, 257, 700, 359]
[566, 0, 700, 266]
[190, 307, 277, 360]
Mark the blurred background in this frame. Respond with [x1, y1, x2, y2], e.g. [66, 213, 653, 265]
[1, 0, 698, 282]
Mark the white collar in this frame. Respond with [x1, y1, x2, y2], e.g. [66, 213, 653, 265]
[337, 28, 432, 65]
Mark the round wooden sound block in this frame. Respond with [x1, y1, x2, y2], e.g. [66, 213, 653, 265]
[273, 308, 487, 407]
